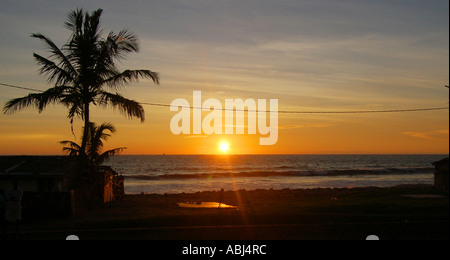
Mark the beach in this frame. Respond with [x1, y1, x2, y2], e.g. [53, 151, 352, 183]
[10, 185, 449, 240]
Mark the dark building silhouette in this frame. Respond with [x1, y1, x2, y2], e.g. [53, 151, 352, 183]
[433, 158, 449, 190]
[0, 156, 124, 218]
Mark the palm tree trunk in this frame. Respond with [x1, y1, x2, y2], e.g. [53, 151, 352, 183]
[80, 102, 90, 156]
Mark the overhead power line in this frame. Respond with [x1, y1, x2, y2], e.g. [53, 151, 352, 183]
[1, 82, 449, 114]
[139, 102, 449, 114]
[0, 83, 44, 92]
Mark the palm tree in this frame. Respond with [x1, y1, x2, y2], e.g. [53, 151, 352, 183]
[60, 122, 126, 168]
[3, 9, 159, 155]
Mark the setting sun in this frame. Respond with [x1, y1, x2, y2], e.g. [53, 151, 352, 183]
[219, 142, 230, 153]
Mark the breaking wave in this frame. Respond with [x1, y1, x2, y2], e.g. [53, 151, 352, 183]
[124, 167, 435, 180]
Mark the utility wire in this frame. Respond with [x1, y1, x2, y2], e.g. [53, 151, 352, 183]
[1, 82, 449, 114]
[0, 83, 44, 92]
[139, 102, 449, 114]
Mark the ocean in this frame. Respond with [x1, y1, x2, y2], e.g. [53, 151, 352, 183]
[106, 154, 446, 194]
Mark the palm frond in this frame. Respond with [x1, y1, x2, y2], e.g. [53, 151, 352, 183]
[93, 30, 141, 79]
[108, 30, 139, 53]
[59, 140, 78, 146]
[3, 86, 72, 115]
[31, 33, 78, 78]
[66, 103, 83, 121]
[59, 140, 81, 150]
[37, 86, 73, 111]
[62, 147, 80, 157]
[64, 10, 104, 77]
[60, 122, 124, 166]
[84, 9, 103, 40]
[95, 147, 127, 165]
[103, 69, 160, 88]
[88, 122, 115, 156]
[98, 91, 145, 122]
[3, 94, 41, 114]
[65, 100, 84, 120]
[94, 41, 120, 80]
[33, 53, 75, 86]
[59, 140, 81, 156]
[64, 9, 84, 35]
[96, 123, 116, 138]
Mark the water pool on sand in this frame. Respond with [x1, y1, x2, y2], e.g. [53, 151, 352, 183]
[177, 202, 238, 209]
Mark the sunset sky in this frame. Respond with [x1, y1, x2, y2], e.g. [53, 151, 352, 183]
[0, 0, 448, 155]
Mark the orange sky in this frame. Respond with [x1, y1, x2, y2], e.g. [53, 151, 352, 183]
[0, 101, 448, 155]
[0, 1, 448, 155]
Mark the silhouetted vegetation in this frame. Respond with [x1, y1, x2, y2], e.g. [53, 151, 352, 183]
[3, 9, 160, 158]
[60, 122, 126, 168]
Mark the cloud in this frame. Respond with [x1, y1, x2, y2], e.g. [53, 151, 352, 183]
[436, 129, 449, 135]
[279, 124, 333, 130]
[184, 135, 209, 139]
[0, 134, 61, 141]
[403, 132, 437, 141]
[402, 130, 449, 141]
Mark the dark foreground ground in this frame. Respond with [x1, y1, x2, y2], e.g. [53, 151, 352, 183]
[2, 185, 449, 240]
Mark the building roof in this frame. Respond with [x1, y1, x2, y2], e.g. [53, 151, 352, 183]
[0, 156, 76, 178]
[433, 158, 449, 174]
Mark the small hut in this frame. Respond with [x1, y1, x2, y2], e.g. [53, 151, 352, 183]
[0, 156, 124, 217]
[433, 158, 449, 190]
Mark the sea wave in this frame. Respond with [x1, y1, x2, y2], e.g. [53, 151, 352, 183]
[124, 167, 435, 180]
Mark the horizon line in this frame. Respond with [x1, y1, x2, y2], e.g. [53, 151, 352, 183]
[0, 153, 448, 157]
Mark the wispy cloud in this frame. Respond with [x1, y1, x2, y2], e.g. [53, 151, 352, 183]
[184, 135, 209, 139]
[436, 129, 449, 135]
[402, 130, 449, 141]
[0, 134, 61, 141]
[279, 124, 333, 130]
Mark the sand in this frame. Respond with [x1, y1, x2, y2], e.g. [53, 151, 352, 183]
[3, 184, 449, 240]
